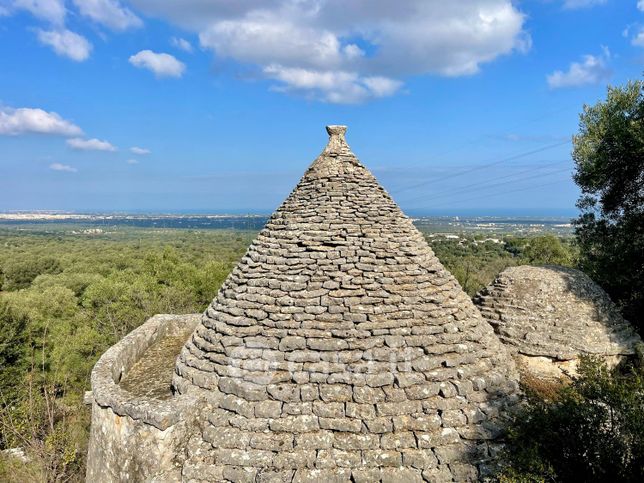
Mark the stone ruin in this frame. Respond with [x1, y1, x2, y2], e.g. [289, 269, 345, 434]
[474, 265, 642, 380]
[87, 126, 521, 482]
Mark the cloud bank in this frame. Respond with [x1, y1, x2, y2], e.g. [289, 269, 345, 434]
[129, 0, 529, 103]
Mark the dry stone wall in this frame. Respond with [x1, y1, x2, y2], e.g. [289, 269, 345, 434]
[172, 126, 522, 482]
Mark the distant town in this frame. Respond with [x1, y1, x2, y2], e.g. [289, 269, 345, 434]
[0, 211, 573, 236]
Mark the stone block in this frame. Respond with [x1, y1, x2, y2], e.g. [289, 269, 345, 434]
[214, 449, 273, 467]
[222, 465, 257, 483]
[381, 467, 424, 483]
[345, 402, 376, 420]
[295, 431, 334, 449]
[332, 432, 379, 450]
[312, 401, 344, 418]
[405, 383, 440, 400]
[267, 384, 301, 402]
[376, 400, 422, 417]
[352, 468, 382, 483]
[417, 428, 460, 448]
[279, 336, 306, 351]
[319, 417, 362, 432]
[319, 384, 353, 402]
[203, 426, 250, 449]
[316, 449, 362, 468]
[307, 338, 349, 351]
[402, 449, 438, 469]
[393, 414, 441, 432]
[352, 386, 385, 404]
[365, 417, 393, 433]
[365, 372, 395, 387]
[363, 450, 402, 466]
[255, 400, 282, 418]
[380, 431, 417, 450]
[269, 415, 319, 433]
[250, 433, 294, 451]
[272, 450, 317, 469]
[219, 377, 267, 401]
[293, 468, 352, 482]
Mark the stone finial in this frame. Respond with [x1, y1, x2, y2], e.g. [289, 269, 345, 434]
[324, 125, 349, 155]
[326, 125, 347, 137]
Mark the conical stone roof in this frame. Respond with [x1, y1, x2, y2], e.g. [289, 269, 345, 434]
[475, 265, 641, 362]
[173, 126, 520, 482]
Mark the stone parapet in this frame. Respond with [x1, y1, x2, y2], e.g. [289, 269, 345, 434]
[86, 313, 201, 482]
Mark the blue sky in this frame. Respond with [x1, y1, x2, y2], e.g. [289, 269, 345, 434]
[1, 0, 643, 215]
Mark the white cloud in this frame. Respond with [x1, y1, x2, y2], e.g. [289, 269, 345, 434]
[547, 50, 611, 89]
[67, 137, 117, 151]
[126, 159, 139, 164]
[130, 146, 150, 155]
[264, 64, 401, 103]
[0, 107, 83, 136]
[633, 29, 644, 47]
[129, 50, 186, 78]
[638, 0, 644, 11]
[562, 0, 607, 8]
[171, 36, 193, 53]
[128, 0, 528, 103]
[13, 0, 66, 24]
[37, 28, 92, 61]
[0, 6, 10, 16]
[50, 162, 77, 172]
[71, 0, 142, 31]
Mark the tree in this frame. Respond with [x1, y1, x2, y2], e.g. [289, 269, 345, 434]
[522, 234, 574, 266]
[572, 80, 644, 331]
[1, 257, 62, 291]
[0, 299, 27, 403]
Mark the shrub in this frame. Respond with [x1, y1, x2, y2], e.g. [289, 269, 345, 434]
[501, 355, 644, 482]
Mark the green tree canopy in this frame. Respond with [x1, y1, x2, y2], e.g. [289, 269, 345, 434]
[573, 80, 644, 331]
[1, 257, 62, 291]
[522, 234, 574, 266]
[0, 299, 28, 403]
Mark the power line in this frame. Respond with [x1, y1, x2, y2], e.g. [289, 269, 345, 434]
[400, 164, 572, 205]
[401, 102, 579, 168]
[391, 139, 571, 195]
[411, 177, 572, 209]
